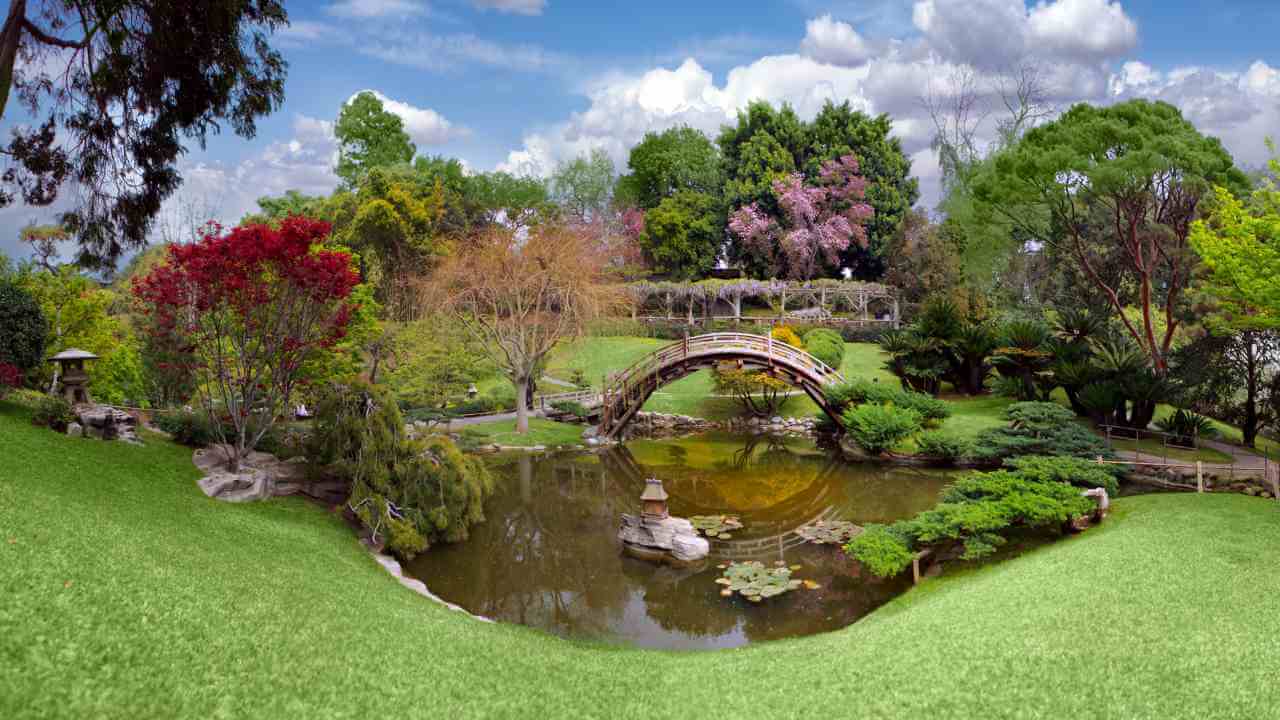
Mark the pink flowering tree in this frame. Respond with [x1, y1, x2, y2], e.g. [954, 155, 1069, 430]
[134, 217, 360, 472]
[729, 154, 875, 279]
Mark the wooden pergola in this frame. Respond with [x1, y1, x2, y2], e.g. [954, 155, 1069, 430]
[624, 279, 899, 328]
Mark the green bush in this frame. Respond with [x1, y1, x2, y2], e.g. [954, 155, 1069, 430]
[550, 400, 590, 419]
[0, 281, 48, 372]
[802, 328, 845, 369]
[1004, 402, 1077, 434]
[1156, 409, 1218, 446]
[845, 525, 915, 577]
[972, 422, 1110, 463]
[153, 410, 217, 447]
[845, 468, 1099, 577]
[1002, 455, 1120, 497]
[917, 432, 973, 461]
[309, 381, 493, 560]
[31, 394, 73, 431]
[843, 403, 922, 455]
[825, 379, 950, 425]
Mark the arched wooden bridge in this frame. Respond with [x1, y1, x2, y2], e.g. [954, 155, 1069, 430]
[597, 332, 845, 439]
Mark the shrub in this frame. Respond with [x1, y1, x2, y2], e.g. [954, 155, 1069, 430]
[802, 328, 845, 369]
[154, 410, 218, 447]
[843, 403, 922, 455]
[308, 381, 492, 560]
[894, 391, 951, 426]
[972, 422, 1110, 463]
[770, 325, 804, 349]
[0, 362, 20, 399]
[713, 367, 790, 417]
[845, 525, 915, 577]
[1004, 402, 1077, 434]
[550, 400, 590, 419]
[846, 468, 1099, 577]
[840, 325, 890, 343]
[31, 394, 73, 431]
[1156, 409, 1218, 446]
[1003, 455, 1120, 497]
[917, 432, 973, 461]
[825, 379, 949, 425]
[0, 281, 49, 372]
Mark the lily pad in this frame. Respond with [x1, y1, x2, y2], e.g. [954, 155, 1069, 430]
[689, 515, 744, 538]
[796, 520, 863, 546]
[715, 560, 808, 602]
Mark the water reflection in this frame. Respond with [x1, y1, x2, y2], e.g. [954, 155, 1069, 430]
[406, 432, 952, 649]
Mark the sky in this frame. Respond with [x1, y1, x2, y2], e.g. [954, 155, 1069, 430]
[2, 0, 1279, 265]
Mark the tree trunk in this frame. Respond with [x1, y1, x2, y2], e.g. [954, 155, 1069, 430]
[0, 0, 26, 122]
[514, 375, 530, 434]
[1244, 373, 1259, 449]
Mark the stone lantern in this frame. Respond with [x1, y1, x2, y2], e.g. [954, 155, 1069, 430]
[640, 478, 669, 520]
[49, 348, 99, 405]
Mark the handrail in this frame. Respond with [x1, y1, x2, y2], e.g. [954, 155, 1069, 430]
[598, 332, 847, 437]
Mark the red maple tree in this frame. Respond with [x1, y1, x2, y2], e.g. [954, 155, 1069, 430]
[134, 217, 359, 471]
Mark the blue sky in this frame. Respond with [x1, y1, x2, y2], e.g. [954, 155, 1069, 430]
[2, 0, 1279, 263]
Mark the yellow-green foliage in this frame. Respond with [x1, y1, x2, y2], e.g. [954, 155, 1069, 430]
[770, 325, 804, 349]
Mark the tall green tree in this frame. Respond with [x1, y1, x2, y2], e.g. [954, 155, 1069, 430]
[975, 100, 1249, 374]
[717, 100, 806, 214]
[335, 91, 416, 188]
[619, 126, 722, 210]
[551, 149, 616, 222]
[806, 101, 918, 278]
[638, 190, 723, 280]
[0, 0, 289, 268]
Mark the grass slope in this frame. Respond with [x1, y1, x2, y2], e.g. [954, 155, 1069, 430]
[4, 402, 1280, 718]
[458, 417, 586, 447]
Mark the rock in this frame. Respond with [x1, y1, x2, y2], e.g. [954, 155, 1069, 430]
[618, 513, 709, 565]
[771, 416, 784, 424]
[66, 422, 83, 438]
[73, 403, 140, 443]
[586, 437, 600, 447]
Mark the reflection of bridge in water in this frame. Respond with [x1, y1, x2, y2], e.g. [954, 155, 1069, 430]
[556, 444, 857, 562]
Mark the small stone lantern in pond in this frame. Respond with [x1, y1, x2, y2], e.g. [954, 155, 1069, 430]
[640, 478, 670, 520]
[49, 348, 99, 405]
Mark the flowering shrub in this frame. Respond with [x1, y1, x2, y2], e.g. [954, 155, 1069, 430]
[133, 217, 360, 471]
[729, 154, 874, 279]
[0, 362, 21, 398]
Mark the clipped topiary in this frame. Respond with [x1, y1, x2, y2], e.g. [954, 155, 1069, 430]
[802, 328, 845, 369]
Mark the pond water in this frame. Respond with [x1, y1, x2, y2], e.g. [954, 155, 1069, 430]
[406, 432, 953, 650]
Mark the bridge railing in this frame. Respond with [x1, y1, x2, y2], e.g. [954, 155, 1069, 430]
[599, 333, 845, 435]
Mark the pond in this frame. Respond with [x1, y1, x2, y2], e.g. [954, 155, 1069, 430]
[406, 432, 953, 650]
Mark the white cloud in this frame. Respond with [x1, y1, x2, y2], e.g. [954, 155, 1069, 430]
[471, 0, 546, 15]
[1027, 0, 1137, 62]
[351, 90, 471, 145]
[800, 14, 874, 67]
[911, 0, 1136, 67]
[326, 0, 427, 18]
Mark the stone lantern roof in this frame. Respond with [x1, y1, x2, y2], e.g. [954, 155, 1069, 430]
[640, 479, 668, 501]
[49, 348, 100, 362]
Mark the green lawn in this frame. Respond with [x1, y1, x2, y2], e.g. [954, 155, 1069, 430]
[457, 417, 587, 448]
[5, 401, 1280, 718]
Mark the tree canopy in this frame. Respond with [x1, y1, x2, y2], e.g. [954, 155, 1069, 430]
[975, 99, 1249, 373]
[619, 126, 722, 210]
[335, 91, 416, 188]
[0, 0, 289, 268]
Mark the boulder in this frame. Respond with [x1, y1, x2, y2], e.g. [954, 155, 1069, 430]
[66, 422, 83, 438]
[618, 513, 709, 565]
[73, 404, 140, 443]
